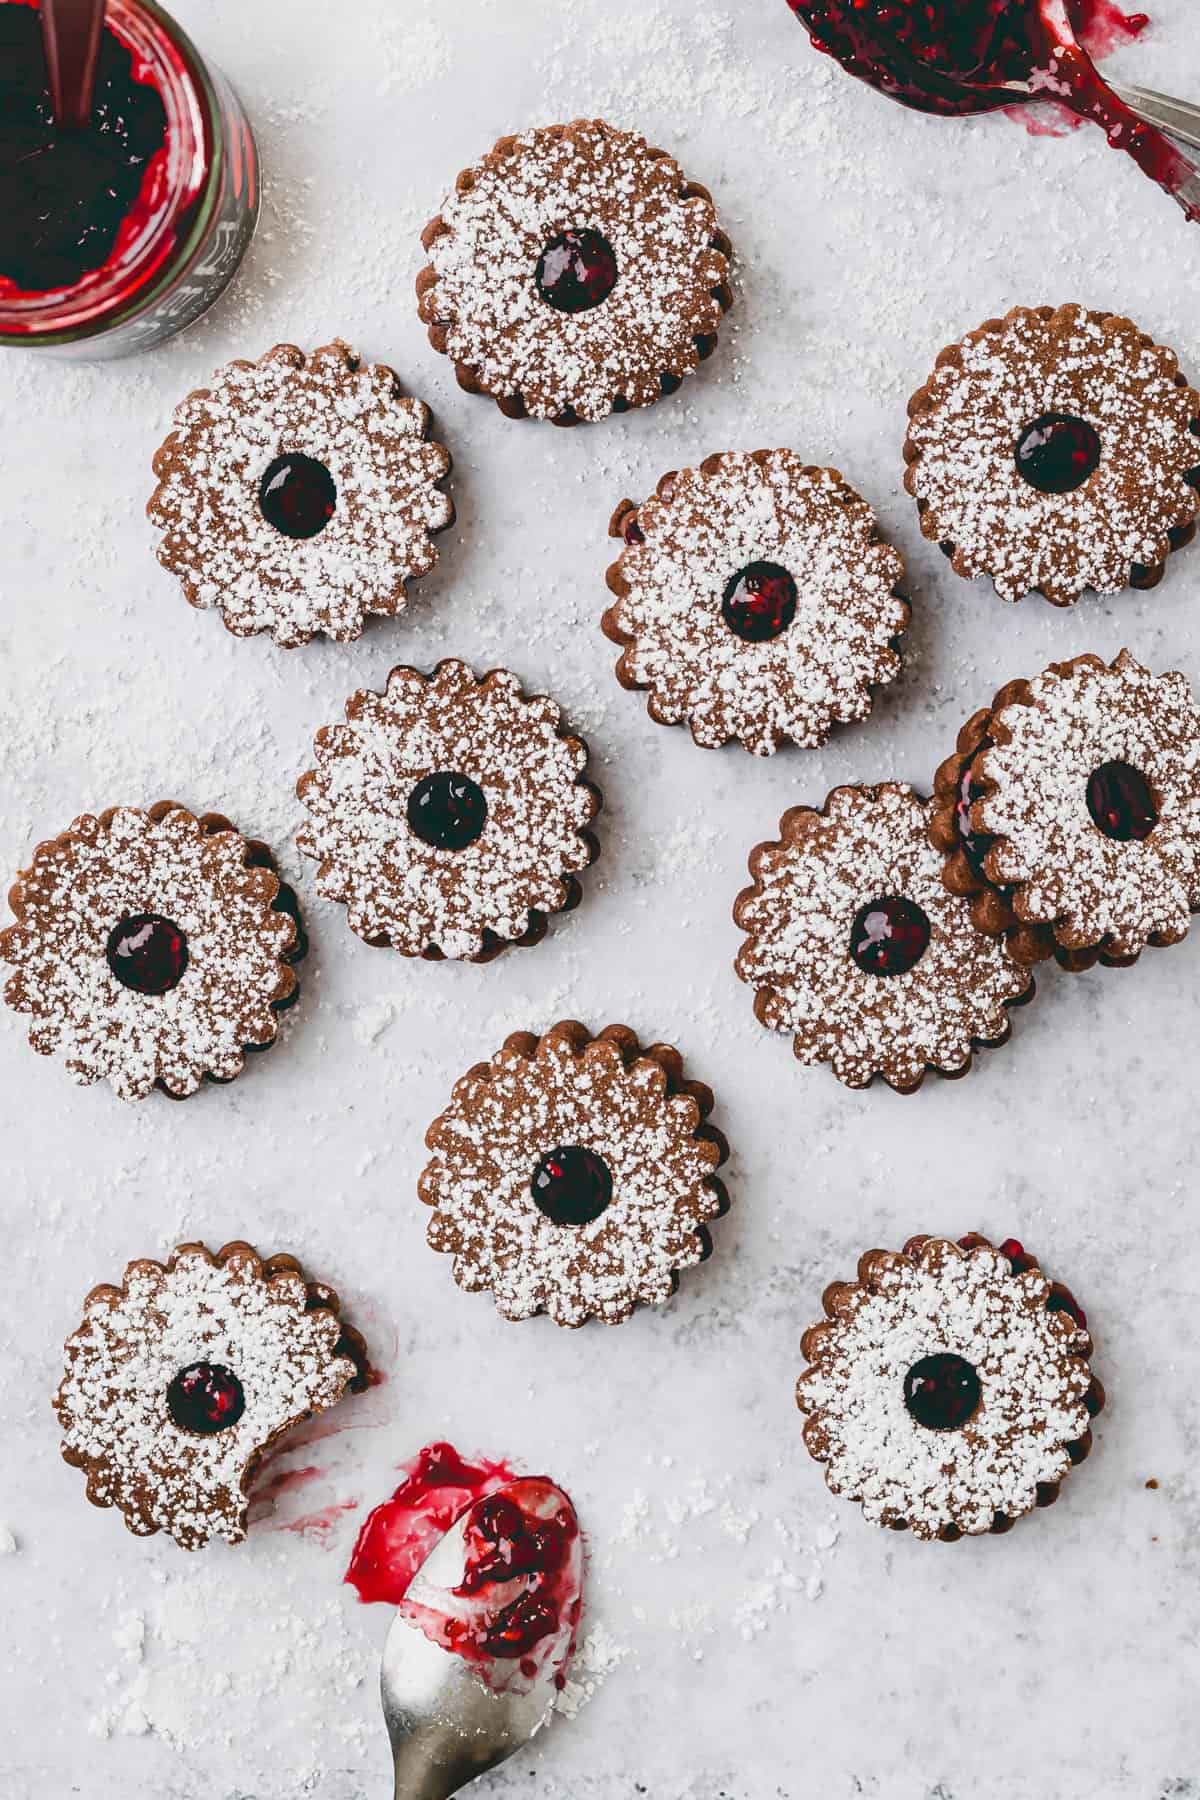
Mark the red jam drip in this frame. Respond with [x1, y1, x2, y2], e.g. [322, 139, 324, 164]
[1015, 413, 1102, 493]
[530, 1146, 613, 1227]
[258, 454, 337, 539]
[903, 1352, 982, 1430]
[406, 771, 488, 851]
[535, 228, 619, 314]
[105, 913, 188, 995]
[849, 895, 931, 976]
[166, 1362, 245, 1435]
[0, 2, 168, 293]
[721, 561, 799, 643]
[345, 1443, 517, 1608]
[1086, 760, 1158, 841]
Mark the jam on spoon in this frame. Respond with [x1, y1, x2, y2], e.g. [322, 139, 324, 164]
[786, 0, 1200, 221]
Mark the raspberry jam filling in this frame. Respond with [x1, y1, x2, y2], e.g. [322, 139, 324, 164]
[535, 228, 619, 314]
[0, 1, 168, 294]
[1014, 413, 1103, 494]
[258, 454, 337, 539]
[406, 772, 488, 850]
[1086, 760, 1158, 840]
[903, 1352, 982, 1430]
[345, 1446, 583, 1695]
[721, 561, 799, 643]
[166, 1362, 245, 1435]
[849, 895, 931, 975]
[105, 913, 188, 995]
[954, 756, 993, 878]
[531, 1146, 613, 1226]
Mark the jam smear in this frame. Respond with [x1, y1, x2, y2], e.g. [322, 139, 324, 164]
[0, 2, 168, 293]
[345, 1442, 517, 1608]
[535, 228, 619, 314]
[954, 755, 992, 878]
[406, 771, 488, 851]
[166, 1362, 245, 1435]
[1086, 760, 1158, 841]
[258, 454, 337, 539]
[721, 561, 799, 643]
[903, 1352, 982, 1430]
[849, 895, 931, 976]
[531, 1146, 613, 1227]
[105, 913, 188, 995]
[1014, 413, 1103, 494]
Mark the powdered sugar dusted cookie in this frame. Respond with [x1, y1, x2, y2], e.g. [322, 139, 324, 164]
[797, 1234, 1102, 1540]
[148, 341, 453, 647]
[417, 119, 733, 424]
[904, 305, 1200, 605]
[956, 650, 1200, 962]
[0, 803, 303, 1101]
[419, 1021, 730, 1327]
[603, 452, 909, 756]
[296, 660, 601, 961]
[54, 1241, 367, 1550]
[734, 783, 1033, 1092]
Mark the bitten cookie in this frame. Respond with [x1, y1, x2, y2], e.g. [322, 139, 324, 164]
[734, 782, 1033, 1092]
[603, 452, 909, 756]
[54, 1241, 369, 1550]
[0, 803, 303, 1101]
[416, 119, 733, 424]
[930, 650, 1200, 965]
[797, 1233, 1103, 1540]
[148, 340, 453, 646]
[296, 660, 601, 961]
[904, 304, 1200, 604]
[418, 1021, 730, 1327]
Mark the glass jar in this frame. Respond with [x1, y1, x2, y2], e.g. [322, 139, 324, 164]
[0, 0, 259, 356]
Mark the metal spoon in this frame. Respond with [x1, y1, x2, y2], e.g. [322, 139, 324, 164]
[40, 0, 106, 131]
[380, 1509, 564, 1800]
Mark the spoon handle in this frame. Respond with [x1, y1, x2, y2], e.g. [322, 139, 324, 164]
[1110, 82, 1200, 154]
[40, 0, 106, 131]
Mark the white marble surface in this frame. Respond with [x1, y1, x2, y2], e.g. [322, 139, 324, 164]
[4, 0, 1200, 1794]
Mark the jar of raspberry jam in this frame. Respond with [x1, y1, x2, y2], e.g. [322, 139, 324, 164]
[0, 0, 259, 356]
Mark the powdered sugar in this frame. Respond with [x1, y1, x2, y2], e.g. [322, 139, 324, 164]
[419, 119, 731, 422]
[734, 783, 1033, 1091]
[54, 1244, 358, 1550]
[605, 453, 908, 755]
[0, 805, 297, 1101]
[904, 304, 1199, 604]
[797, 1238, 1094, 1539]
[148, 341, 453, 647]
[296, 660, 599, 960]
[419, 1026, 727, 1327]
[979, 650, 1200, 955]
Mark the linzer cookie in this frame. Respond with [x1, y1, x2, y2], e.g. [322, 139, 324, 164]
[54, 1241, 368, 1550]
[603, 452, 909, 757]
[932, 650, 1200, 966]
[797, 1234, 1103, 1541]
[148, 341, 453, 647]
[416, 119, 733, 424]
[418, 1021, 730, 1327]
[904, 304, 1200, 604]
[734, 783, 1033, 1093]
[296, 660, 601, 962]
[0, 803, 303, 1101]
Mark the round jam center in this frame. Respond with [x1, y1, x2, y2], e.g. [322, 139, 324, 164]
[903, 1352, 982, 1431]
[849, 896, 931, 976]
[535, 229, 619, 314]
[531, 1146, 613, 1227]
[105, 914, 188, 995]
[166, 1362, 245, 1435]
[1086, 760, 1158, 841]
[1014, 413, 1102, 495]
[406, 771, 488, 851]
[721, 562, 799, 644]
[258, 454, 337, 539]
